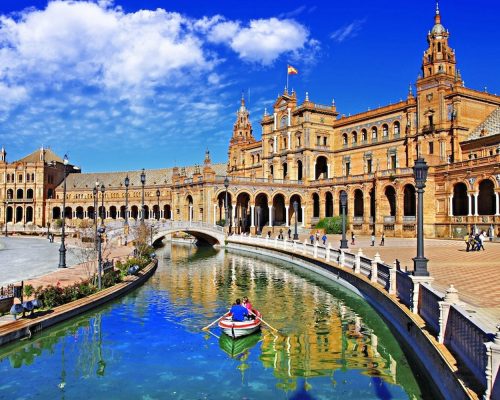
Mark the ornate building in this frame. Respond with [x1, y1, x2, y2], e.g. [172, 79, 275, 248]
[1, 5, 499, 238]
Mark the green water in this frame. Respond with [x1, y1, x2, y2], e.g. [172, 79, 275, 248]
[0, 244, 433, 399]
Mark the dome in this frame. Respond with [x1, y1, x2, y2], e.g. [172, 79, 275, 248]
[431, 23, 445, 35]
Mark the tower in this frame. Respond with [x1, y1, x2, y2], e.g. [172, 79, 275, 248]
[228, 95, 255, 172]
[0, 146, 5, 163]
[420, 1, 460, 84]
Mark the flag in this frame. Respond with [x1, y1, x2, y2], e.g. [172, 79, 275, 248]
[287, 65, 298, 75]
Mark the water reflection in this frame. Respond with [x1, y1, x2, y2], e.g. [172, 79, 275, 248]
[0, 243, 428, 399]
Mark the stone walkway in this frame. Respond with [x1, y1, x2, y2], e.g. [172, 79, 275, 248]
[266, 229, 500, 332]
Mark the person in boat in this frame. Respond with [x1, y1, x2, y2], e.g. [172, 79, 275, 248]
[242, 297, 256, 319]
[229, 298, 248, 322]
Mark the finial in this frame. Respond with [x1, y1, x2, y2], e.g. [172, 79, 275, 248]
[284, 86, 288, 94]
[305, 91, 309, 101]
[436, 0, 440, 15]
[408, 83, 413, 96]
[332, 98, 335, 106]
[264, 107, 268, 116]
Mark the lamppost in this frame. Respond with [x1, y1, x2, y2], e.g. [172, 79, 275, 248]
[156, 189, 160, 220]
[93, 184, 98, 250]
[3, 199, 9, 237]
[124, 175, 129, 245]
[58, 154, 69, 268]
[124, 175, 129, 226]
[100, 183, 105, 225]
[340, 191, 348, 249]
[224, 176, 229, 228]
[413, 158, 429, 276]
[293, 200, 299, 240]
[140, 169, 146, 223]
[97, 225, 106, 290]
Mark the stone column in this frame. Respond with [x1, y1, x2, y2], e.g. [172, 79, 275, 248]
[268, 205, 273, 227]
[231, 203, 236, 227]
[250, 205, 255, 227]
[468, 194, 472, 216]
[287, 108, 291, 126]
[474, 192, 479, 216]
[285, 205, 289, 226]
[213, 204, 217, 226]
[273, 112, 277, 130]
[287, 131, 291, 150]
[496, 192, 500, 216]
[301, 206, 305, 227]
[449, 195, 453, 216]
[327, 164, 330, 179]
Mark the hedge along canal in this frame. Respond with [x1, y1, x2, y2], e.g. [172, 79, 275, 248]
[0, 244, 436, 399]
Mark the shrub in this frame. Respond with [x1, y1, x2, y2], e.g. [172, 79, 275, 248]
[24, 284, 34, 298]
[315, 216, 348, 234]
[216, 219, 225, 227]
[37, 280, 97, 309]
[52, 219, 63, 229]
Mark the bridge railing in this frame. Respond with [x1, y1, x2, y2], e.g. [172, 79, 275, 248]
[227, 233, 500, 399]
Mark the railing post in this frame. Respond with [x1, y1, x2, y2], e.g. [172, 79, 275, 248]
[339, 249, 345, 267]
[355, 248, 362, 274]
[274, 237, 278, 248]
[388, 260, 397, 295]
[326, 243, 331, 262]
[292, 240, 297, 251]
[438, 285, 459, 344]
[371, 253, 380, 283]
[283, 238, 287, 250]
[409, 275, 434, 313]
[484, 325, 500, 400]
[313, 241, 318, 258]
[303, 240, 307, 255]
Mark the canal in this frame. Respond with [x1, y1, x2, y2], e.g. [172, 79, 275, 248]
[0, 244, 433, 399]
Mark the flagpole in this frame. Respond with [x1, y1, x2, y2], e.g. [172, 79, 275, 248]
[286, 65, 289, 92]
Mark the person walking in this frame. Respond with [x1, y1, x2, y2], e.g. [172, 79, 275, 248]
[351, 232, 356, 245]
[310, 233, 314, 244]
[322, 233, 327, 245]
[478, 231, 486, 251]
[380, 232, 385, 246]
[371, 233, 375, 247]
[464, 233, 470, 252]
[288, 228, 291, 239]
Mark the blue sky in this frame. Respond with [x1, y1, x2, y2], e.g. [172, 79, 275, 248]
[0, 0, 498, 172]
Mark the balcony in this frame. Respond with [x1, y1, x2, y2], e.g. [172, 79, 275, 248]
[383, 216, 395, 223]
[422, 124, 435, 134]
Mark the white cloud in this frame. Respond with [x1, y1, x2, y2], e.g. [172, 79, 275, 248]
[330, 19, 366, 43]
[208, 17, 310, 65]
[0, 1, 213, 95]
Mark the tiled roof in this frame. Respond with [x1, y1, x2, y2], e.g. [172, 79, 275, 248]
[64, 163, 227, 190]
[468, 107, 500, 140]
[17, 148, 64, 164]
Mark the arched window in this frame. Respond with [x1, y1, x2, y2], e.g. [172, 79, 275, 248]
[7, 189, 13, 199]
[361, 129, 367, 142]
[16, 189, 23, 199]
[27, 189, 34, 199]
[313, 193, 320, 218]
[394, 121, 400, 137]
[382, 124, 389, 137]
[372, 127, 378, 140]
[297, 160, 303, 181]
[280, 116, 287, 128]
[283, 162, 288, 179]
[352, 131, 358, 144]
[342, 133, 348, 146]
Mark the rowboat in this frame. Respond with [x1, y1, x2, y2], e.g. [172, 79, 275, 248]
[219, 331, 261, 358]
[218, 310, 262, 338]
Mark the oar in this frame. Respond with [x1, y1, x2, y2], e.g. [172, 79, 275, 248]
[249, 310, 279, 333]
[202, 312, 229, 331]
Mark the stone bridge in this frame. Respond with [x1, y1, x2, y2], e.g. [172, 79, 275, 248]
[106, 220, 226, 246]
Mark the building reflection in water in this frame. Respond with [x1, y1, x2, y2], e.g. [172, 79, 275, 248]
[158, 244, 405, 393]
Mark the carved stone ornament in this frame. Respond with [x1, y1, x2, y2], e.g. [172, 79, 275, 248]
[468, 177, 476, 185]
[426, 93, 433, 102]
[495, 174, 500, 184]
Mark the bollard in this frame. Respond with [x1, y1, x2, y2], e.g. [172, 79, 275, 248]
[438, 285, 459, 344]
[370, 253, 381, 283]
[355, 248, 363, 274]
